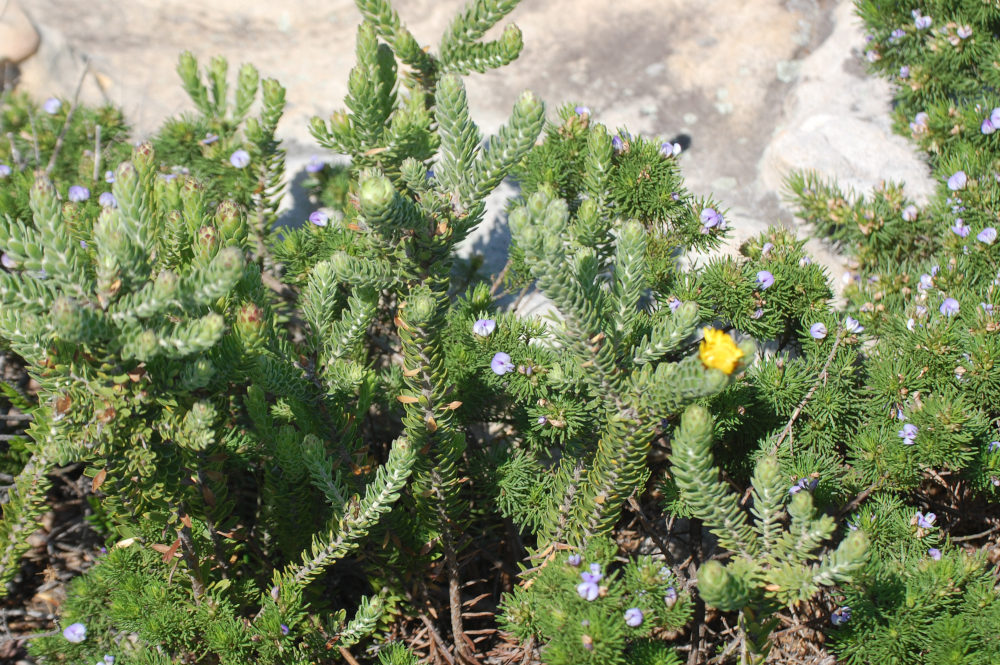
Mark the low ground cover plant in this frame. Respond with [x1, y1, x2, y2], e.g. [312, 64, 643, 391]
[0, 0, 997, 663]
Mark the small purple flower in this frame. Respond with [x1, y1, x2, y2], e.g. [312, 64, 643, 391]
[624, 608, 644, 627]
[568, 553, 582, 567]
[907, 318, 916, 331]
[308, 210, 329, 227]
[983, 118, 996, 135]
[844, 316, 863, 334]
[0, 164, 10, 178]
[700, 207, 723, 229]
[761, 242, 774, 256]
[982, 303, 995, 315]
[988, 441, 999, 453]
[916, 511, 936, 529]
[104, 170, 115, 184]
[671, 191, 681, 201]
[201, 133, 219, 145]
[306, 156, 326, 173]
[473, 318, 496, 336]
[928, 548, 942, 560]
[575, 105, 591, 116]
[103, 656, 115, 665]
[947, 171, 967, 191]
[957, 25, 972, 39]
[902, 204, 918, 221]
[68, 185, 90, 202]
[899, 423, 918, 445]
[537, 416, 547, 425]
[229, 149, 251, 168]
[914, 13, 932, 30]
[664, 586, 678, 607]
[831, 606, 851, 626]
[951, 219, 970, 238]
[63, 622, 86, 643]
[491, 352, 515, 375]
[280, 624, 289, 635]
[889, 28, 905, 42]
[789, 476, 819, 495]
[910, 112, 929, 133]
[756, 270, 775, 290]
[918, 273, 933, 290]
[809, 322, 827, 340]
[799, 256, 811, 267]
[98, 192, 117, 208]
[668, 299, 682, 312]
[940, 298, 960, 317]
[611, 135, 625, 152]
[899, 65, 910, 79]
[751, 308, 764, 319]
[865, 49, 879, 63]
[659, 141, 682, 157]
[992, 108, 1000, 128]
[977, 227, 997, 244]
[577, 569, 603, 601]
[916, 305, 928, 317]
[43, 97, 62, 114]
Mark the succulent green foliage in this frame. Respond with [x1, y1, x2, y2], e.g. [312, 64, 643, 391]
[500, 541, 691, 665]
[670, 404, 868, 664]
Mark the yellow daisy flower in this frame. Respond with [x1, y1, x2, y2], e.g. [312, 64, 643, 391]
[699, 327, 743, 375]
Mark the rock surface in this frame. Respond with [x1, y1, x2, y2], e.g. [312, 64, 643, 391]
[13, 0, 936, 309]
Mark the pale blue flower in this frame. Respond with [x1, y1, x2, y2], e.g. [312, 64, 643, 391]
[915, 511, 936, 529]
[809, 322, 827, 339]
[624, 608, 644, 627]
[491, 352, 515, 375]
[940, 298, 960, 316]
[918, 273, 933, 290]
[899, 65, 910, 78]
[68, 185, 90, 202]
[799, 256, 812, 267]
[756, 270, 775, 289]
[865, 49, 879, 63]
[831, 606, 851, 626]
[473, 318, 496, 336]
[104, 169, 115, 183]
[308, 210, 328, 227]
[761, 242, 774, 256]
[280, 624, 289, 635]
[201, 133, 219, 145]
[611, 135, 624, 152]
[899, 423, 918, 445]
[575, 105, 591, 115]
[1, 253, 15, 270]
[305, 155, 326, 173]
[751, 308, 764, 319]
[951, 219, 970, 237]
[43, 97, 61, 114]
[977, 227, 997, 244]
[910, 111, 929, 133]
[988, 441, 999, 453]
[659, 141, 682, 157]
[0, 164, 10, 177]
[947, 171, 967, 191]
[992, 108, 1000, 128]
[700, 207, 723, 229]
[63, 622, 86, 642]
[577, 567, 603, 601]
[957, 25, 972, 39]
[229, 149, 251, 168]
[668, 299, 682, 312]
[914, 13, 931, 29]
[844, 316, 864, 333]
[567, 553, 582, 566]
[983, 118, 996, 135]
[664, 586, 678, 607]
[98, 192, 117, 208]
[928, 548, 942, 560]
[902, 204, 918, 221]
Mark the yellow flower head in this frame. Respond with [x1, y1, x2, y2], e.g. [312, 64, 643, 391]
[699, 327, 743, 375]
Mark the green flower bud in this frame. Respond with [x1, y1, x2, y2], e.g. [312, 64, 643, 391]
[697, 560, 750, 611]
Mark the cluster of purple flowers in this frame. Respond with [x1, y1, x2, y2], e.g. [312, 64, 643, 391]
[915, 511, 936, 529]
[909, 111, 929, 134]
[68, 185, 90, 203]
[939, 298, 960, 317]
[912, 9, 931, 30]
[789, 476, 819, 495]
[981, 108, 1000, 135]
[700, 207, 725, 232]
[576, 563, 603, 601]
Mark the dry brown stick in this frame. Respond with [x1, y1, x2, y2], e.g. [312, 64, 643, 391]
[836, 473, 888, 519]
[519, 636, 535, 665]
[420, 614, 457, 665]
[489, 256, 513, 297]
[770, 331, 843, 456]
[338, 646, 362, 665]
[952, 524, 1000, 542]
